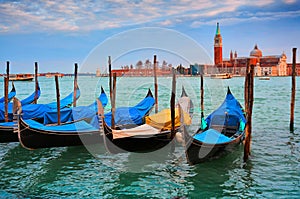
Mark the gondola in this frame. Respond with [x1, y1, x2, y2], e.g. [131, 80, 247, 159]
[0, 86, 81, 143]
[103, 88, 192, 153]
[0, 82, 16, 103]
[183, 87, 246, 165]
[0, 84, 41, 122]
[0, 86, 80, 122]
[18, 89, 154, 149]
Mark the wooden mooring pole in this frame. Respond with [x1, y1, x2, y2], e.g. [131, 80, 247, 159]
[4, 61, 10, 122]
[290, 48, 297, 132]
[55, 75, 61, 125]
[244, 59, 254, 162]
[200, 74, 204, 119]
[153, 55, 158, 113]
[111, 73, 117, 129]
[73, 63, 78, 107]
[244, 59, 250, 113]
[108, 56, 112, 106]
[34, 62, 39, 104]
[171, 68, 176, 134]
[108, 56, 116, 129]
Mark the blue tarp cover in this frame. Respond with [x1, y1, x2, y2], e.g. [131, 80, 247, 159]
[194, 88, 246, 144]
[24, 118, 99, 133]
[0, 121, 15, 127]
[204, 90, 246, 127]
[46, 87, 80, 109]
[0, 88, 80, 122]
[43, 108, 74, 124]
[0, 84, 16, 103]
[43, 87, 108, 124]
[193, 129, 233, 144]
[20, 86, 41, 105]
[104, 95, 155, 127]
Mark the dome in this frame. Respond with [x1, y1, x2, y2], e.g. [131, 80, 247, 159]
[250, 44, 262, 57]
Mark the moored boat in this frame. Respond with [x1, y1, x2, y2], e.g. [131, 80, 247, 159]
[210, 73, 232, 79]
[259, 76, 270, 80]
[17, 89, 154, 149]
[103, 88, 192, 153]
[9, 74, 34, 81]
[0, 86, 81, 143]
[183, 87, 246, 165]
[18, 116, 101, 150]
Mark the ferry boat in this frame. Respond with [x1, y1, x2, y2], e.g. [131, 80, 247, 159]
[9, 74, 33, 81]
[210, 73, 232, 79]
[259, 76, 270, 80]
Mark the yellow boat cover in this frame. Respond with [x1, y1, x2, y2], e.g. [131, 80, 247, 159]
[145, 108, 191, 130]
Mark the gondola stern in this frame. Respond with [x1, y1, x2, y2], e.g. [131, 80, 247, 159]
[146, 88, 153, 98]
[11, 81, 16, 92]
[181, 86, 188, 97]
[227, 86, 232, 95]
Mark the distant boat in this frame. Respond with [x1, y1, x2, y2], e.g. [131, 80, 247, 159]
[210, 73, 232, 79]
[232, 74, 242, 77]
[259, 76, 270, 80]
[9, 74, 33, 81]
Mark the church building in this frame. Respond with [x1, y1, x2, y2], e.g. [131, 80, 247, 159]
[213, 23, 287, 76]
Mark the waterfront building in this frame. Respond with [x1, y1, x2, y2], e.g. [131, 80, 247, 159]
[96, 68, 101, 77]
[213, 23, 288, 76]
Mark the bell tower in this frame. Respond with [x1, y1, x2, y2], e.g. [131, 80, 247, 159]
[214, 22, 223, 65]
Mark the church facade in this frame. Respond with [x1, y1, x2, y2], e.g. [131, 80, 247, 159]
[212, 23, 287, 76]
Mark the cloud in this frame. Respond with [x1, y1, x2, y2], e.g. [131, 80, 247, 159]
[0, 0, 297, 33]
[283, 0, 297, 4]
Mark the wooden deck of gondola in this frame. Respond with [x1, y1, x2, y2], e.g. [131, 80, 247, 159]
[102, 118, 176, 153]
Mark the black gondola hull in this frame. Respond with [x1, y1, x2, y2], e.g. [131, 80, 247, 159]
[0, 126, 18, 143]
[184, 129, 243, 165]
[18, 117, 102, 150]
[104, 132, 175, 153]
[103, 120, 176, 153]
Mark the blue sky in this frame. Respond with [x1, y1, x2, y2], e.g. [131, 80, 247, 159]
[0, 0, 300, 73]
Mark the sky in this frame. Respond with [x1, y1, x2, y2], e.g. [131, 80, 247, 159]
[0, 0, 300, 74]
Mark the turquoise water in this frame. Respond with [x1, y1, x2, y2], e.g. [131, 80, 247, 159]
[0, 76, 299, 198]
